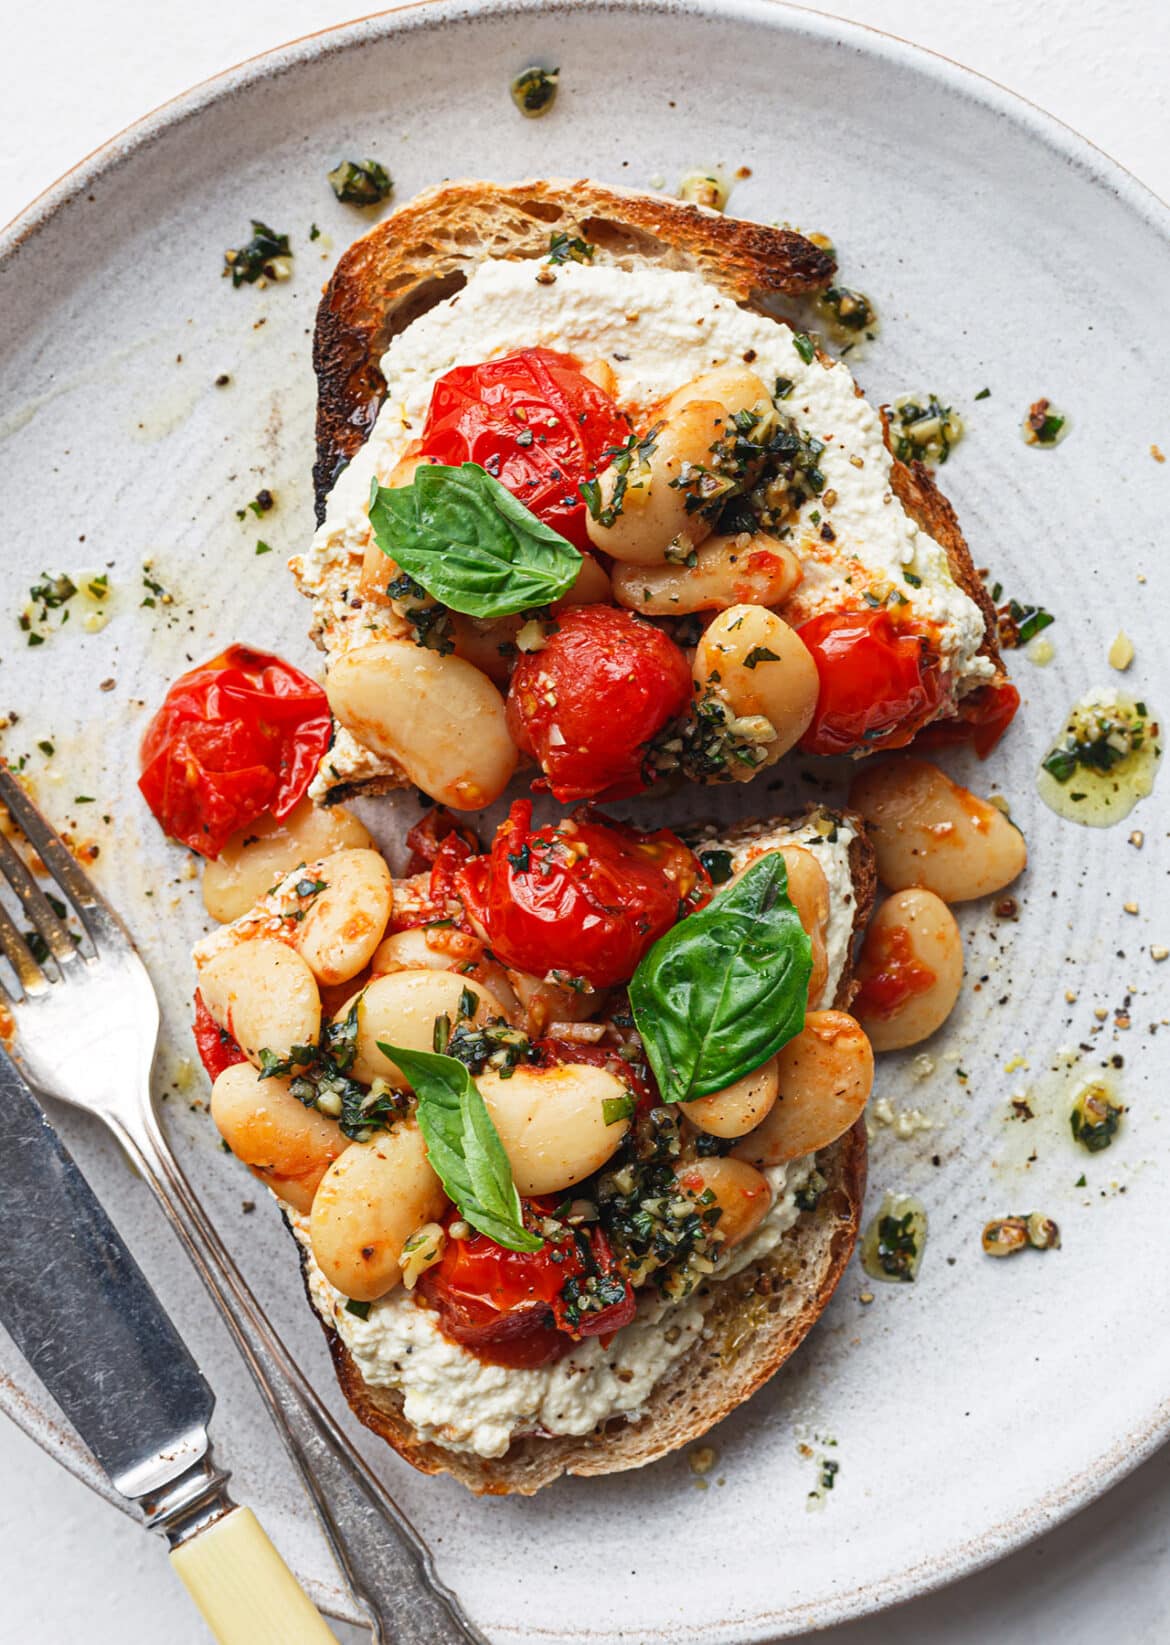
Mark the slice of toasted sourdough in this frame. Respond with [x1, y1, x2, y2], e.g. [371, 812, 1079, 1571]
[308, 1123, 865, 1495]
[305, 177, 1009, 807]
[312, 177, 837, 512]
[291, 812, 874, 1494]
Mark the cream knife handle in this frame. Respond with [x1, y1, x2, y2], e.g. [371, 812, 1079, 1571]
[171, 1507, 339, 1645]
[106, 1103, 487, 1645]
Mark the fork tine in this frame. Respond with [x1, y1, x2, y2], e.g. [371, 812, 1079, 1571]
[0, 830, 83, 968]
[0, 764, 123, 954]
[0, 896, 48, 998]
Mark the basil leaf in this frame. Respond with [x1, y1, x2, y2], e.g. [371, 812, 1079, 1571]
[368, 462, 582, 618]
[377, 1043, 542, 1252]
[629, 854, 812, 1104]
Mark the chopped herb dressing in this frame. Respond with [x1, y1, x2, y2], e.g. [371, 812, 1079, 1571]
[860, 1192, 927, 1283]
[327, 159, 393, 206]
[1022, 397, 1068, 447]
[1037, 689, 1161, 827]
[817, 284, 879, 343]
[891, 395, 963, 466]
[1070, 1081, 1125, 1153]
[678, 171, 729, 211]
[223, 221, 291, 287]
[996, 598, 1055, 650]
[510, 65, 559, 117]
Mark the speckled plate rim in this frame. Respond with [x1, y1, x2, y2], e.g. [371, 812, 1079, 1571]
[2, 1, 1170, 1634]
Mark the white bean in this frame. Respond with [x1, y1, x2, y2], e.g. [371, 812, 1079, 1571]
[346, 969, 505, 1087]
[370, 926, 480, 976]
[210, 1061, 345, 1213]
[733, 1012, 874, 1166]
[309, 1123, 447, 1301]
[370, 929, 523, 1020]
[202, 798, 372, 924]
[693, 604, 819, 772]
[552, 552, 612, 611]
[727, 843, 831, 1004]
[849, 757, 1028, 903]
[579, 358, 618, 396]
[292, 849, 393, 986]
[199, 938, 321, 1067]
[478, 1062, 631, 1195]
[684, 1057, 779, 1138]
[662, 367, 773, 422]
[585, 400, 727, 566]
[611, 531, 801, 616]
[854, 889, 964, 1052]
[326, 639, 518, 811]
[673, 1157, 772, 1248]
[450, 614, 520, 686]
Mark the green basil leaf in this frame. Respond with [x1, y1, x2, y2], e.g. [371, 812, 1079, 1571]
[376, 1043, 542, 1252]
[368, 462, 583, 618]
[629, 854, 812, 1104]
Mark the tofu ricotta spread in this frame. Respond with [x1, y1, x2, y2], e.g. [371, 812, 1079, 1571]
[284, 814, 856, 1459]
[291, 259, 992, 794]
[294, 1152, 815, 1459]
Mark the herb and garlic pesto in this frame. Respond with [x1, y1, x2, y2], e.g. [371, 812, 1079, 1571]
[510, 65, 559, 117]
[678, 170, 730, 211]
[328, 158, 393, 206]
[861, 1192, 928, 1283]
[1022, 398, 1068, 447]
[1037, 688, 1161, 827]
[982, 1213, 1061, 1257]
[223, 220, 292, 287]
[891, 395, 963, 466]
[1070, 1080, 1125, 1153]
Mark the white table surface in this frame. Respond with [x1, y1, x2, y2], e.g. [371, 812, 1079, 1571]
[1, 3, 1168, 1641]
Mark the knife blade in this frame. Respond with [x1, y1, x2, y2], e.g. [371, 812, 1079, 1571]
[0, 1046, 338, 1644]
[0, 1045, 214, 1499]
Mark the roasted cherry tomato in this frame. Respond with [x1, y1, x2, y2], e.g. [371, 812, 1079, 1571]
[139, 645, 331, 858]
[418, 347, 629, 549]
[404, 806, 482, 876]
[852, 924, 937, 1019]
[797, 607, 946, 757]
[463, 801, 708, 990]
[536, 1036, 657, 1115]
[506, 606, 693, 801]
[916, 677, 1021, 760]
[192, 990, 247, 1081]
[419, 1210, 635, 1369]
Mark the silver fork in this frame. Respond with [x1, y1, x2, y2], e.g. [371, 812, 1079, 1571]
[0, 764, 485, 1645]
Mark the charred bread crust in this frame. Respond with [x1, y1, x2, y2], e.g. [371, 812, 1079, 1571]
[840, 821, 877, 1009]
[312, 177, 836, 517]
[295, 1119, 865, 1495]
[889, 452, 1007, 692]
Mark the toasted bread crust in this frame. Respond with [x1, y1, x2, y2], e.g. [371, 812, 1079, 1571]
[312, 177, 836, 515]
[294, 814, 875, 1493]
[889, 453, 1004, 684]
[301, 1120, 865, 1495]
[309, 179, 1010, 808]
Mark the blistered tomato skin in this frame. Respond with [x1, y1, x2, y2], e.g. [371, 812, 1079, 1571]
[917, 678, 1021, 759]
[419, 1212, 635, 1369]
[417, 347, 629, 550]
[192, 990, 248, 1082]
[138, 645, 332, 858]
[797, 608, 946, 757]
[506, 606, 693, 801]
[465, 800, 709, 989]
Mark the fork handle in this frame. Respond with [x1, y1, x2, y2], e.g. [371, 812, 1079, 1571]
[107, 1103, 486, 1645]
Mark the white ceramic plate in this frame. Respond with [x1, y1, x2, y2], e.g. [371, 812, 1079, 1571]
[2, 2, 1169, 1638]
